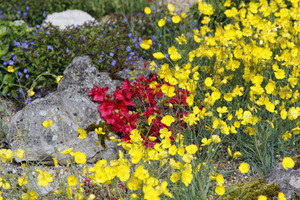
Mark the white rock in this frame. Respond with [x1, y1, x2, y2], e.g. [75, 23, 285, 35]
[43, 9, 95, 30]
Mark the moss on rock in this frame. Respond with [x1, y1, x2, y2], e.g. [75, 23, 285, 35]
[221, 178, 279, 200]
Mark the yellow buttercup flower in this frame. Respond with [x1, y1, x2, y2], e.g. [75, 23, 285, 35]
[144, 7, 151, 15]
[238, 163, 249, 173]
[215, 185, 225, 195]
[140, 39, 152, 50]
[36, 170, 53, 187]
[42, 120, 53, 129]
[74, 151, 86, 164]
[27, 88, 35, 97]
[258, 195, 267, 200]
[153, 52, 165, 60]
[158, 17, 166, 27]
[172, 15, 181, 23]
[77, 127, 87, 139]
[67, 175, 78, 187]
[282, 157, 295, 170]
[56, 75, 63, 84]
[7, 66, 14, 72]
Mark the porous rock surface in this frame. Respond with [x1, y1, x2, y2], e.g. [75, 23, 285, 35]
[264, 162, 300, 199]
[43, 9, 95, 30]
[7, 56, 120, 165]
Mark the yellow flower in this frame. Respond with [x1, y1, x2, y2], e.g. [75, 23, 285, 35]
[227, 147, 232, 156]
[140, 39, 152, 50]
[167, 4, 175, 13]
[56, 75, 63, 84]
[144, 7, 151, 15]
[170, 172, 180, 183]
[170, 52, 182, 61]
[117, 165, 130, 181]
[238, 163, 249, 173]
[233, 151, 242, 158]
[215, 185, 225, 195]
[27, 88, 35, 97]
[211, 135, 221, 143]
[161, 84, 175, 97]
[158, 17, 166, 27]
[53, 156, 58, 167]
[153, 52, 165, 60]
[134, 165, 149, 180]
[95, 127, 105, 135]
[21, 190, 38, 200]
[216, 174, 224, 186]
[160, 181, 173, 197]
[67, 175, 78, 187]
[0, 149, 14, 162]
[77, 128, 87, 139]
[36, 170, 53, 187]
[161, 115, 175, 126]
[172, 15, 181, 23]
[18, 173, 27, 186]
[74, 151, 86, 164]
[66, 186, 72, 199]
[7, 66, 14, 72]
[204, 77, 213, 87]
[275, 69, 285, 79]
[127, 178, 142, 190]
[181, 168, 193, 186]
[185, 144, 198, 155]
[282, 131, 292, 141]
[278, 192, 286, 200]
[258, 195, 267, 200]
[42, 120, 53, 129]
[14, 149, 24, 159]
[282, 157, 295, 170]
[60, 147, 74, 155]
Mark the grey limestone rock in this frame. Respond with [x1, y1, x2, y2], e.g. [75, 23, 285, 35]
[264, 162, 300, 199]
[7, 56, 120, 165]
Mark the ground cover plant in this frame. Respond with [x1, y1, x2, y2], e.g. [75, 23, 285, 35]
[0, 0, 300, 199]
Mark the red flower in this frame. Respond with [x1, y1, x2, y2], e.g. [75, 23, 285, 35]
[89, 86, 109, 102]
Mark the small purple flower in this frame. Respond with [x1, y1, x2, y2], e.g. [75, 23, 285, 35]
[76, 25, 80, 28]
[36, 53, 39, 57]
[12, 56, 16, 61]
[45, 30, 50, 34]
[24, 68, 28, 73]
[123, 18, 128, 22]
[2, 56, 5, 59]
[27, 97, 32, 104]
[129, 52, 135, 56]
[18, 89, 23, 93]
[136, 13, 141, 17]
[132, 37, 137, 43]
[36, 25, 40, 28]
[8, 60, 14, 65]
[25, 74, 30, 78]
[18, 72, 22, 77]
[103, 31, 106, 34]
[26, 6, 30, 10]
[166, 18, 171, 23]
[96, 37, 100, 40]
[128, 33, 132, 38]
[101, 51, 104, 55]
[109, 52, 114, 57]
[150, 23, 154, 26]
[98, 59, 103, 63]
[109, 26, 113, 30]
[3, 61, 8, 66]
[42, 13, 46, 17]
[151, 35, 156, 40]
[66, 47, 69, 53]
[47, 45, 52, 49]
[128, 56, 132, 60]
[30, 41, 34, 45]
[166, 53, 170, 58]
[23, 12, 27, 16]
[23, 41, 29, 49]
[17, 10, 21, 15]
[126, 46, 131, 52]
[83, 36, 86, 41]
[68, 35, 71, 39]
[111, 60, 116, 66]
[14, 40, 21, 47]
[18, 78, 21, 82]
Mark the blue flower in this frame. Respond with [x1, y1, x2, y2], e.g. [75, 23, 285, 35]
[45, 30, 50, 34]
[166, 18, 171, 23]
[42, 13, 46, 17]
[27, 97, 32, 104]
[103, 31, 106, 34]
[23, 12, 27, 16]
[123, 18, 128, 22]
[128, 56, 132, 60]
[26, 6, 30, 10]
[8, 60, 14, 65]
[36, 25, 40, 28]
[126, 46, 131, 52]
[25, 74, 30, 78]
[36, 53, 39, 57]
[66, 48, 69, 53]
[98, 59, 103, 63]
[24, 68, 28, 73]
[23, 41, 29, 49]
[47, 45, 52, 49]
[111, 60, 116, 66]
[18, 72, 22, 77]
[17, 10, 21, 15]
[109, 52, 114, 57]
[18, 89, 23, 93]
[14, 40, 21, 47]
[129, 52, 135, 56]
[76, 25, 80, 28]
[83, 36, 86, 41]
[136, 13, 141, 17]
[132, 37, 137, 43]
[12, 56, 16, 61]
[128, 33, 132, 38]
[68, 35, 71, 39]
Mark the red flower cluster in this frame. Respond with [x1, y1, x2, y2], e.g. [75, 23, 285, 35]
[89, 74, 191, 147]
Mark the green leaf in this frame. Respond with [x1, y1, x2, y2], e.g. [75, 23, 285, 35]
[0, 25, 8, 38]
[0, 45, 8, 57]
